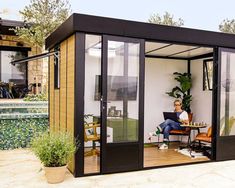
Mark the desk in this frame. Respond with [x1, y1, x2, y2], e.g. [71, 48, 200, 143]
[179, 124, 207, 147]
[180, 124, 208, 157]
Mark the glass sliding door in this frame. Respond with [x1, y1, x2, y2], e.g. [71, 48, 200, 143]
[101, 35, 144, 173]
[216, 48, 235, 160]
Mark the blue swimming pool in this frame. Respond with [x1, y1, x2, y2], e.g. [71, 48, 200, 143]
[0, 100, 48, 119]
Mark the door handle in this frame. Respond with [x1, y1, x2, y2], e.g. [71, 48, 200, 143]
[100, 96, 110, 110]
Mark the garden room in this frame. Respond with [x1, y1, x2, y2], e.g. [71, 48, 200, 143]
[45, 13, 235, 177]
[81, 34, 215, 174]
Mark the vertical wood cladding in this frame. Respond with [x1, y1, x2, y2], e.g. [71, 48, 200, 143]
[49, 34, 75, 172]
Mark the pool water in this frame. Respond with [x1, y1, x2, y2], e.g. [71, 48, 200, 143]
[0, 100, 48, 119]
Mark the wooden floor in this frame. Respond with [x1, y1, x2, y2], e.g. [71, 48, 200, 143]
[84, 148, 100, 174]
[144, 142, 210, 168]
[84, 143, 210, 174]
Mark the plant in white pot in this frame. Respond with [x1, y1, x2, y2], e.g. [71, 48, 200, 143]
[31, 131, 77, 184]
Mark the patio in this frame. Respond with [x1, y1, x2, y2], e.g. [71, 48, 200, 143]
[1, 149, 235, 188]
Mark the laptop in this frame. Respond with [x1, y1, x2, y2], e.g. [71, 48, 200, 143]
[163, 112, 179, 122]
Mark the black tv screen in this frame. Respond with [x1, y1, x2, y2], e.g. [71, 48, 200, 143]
[94, 75, 138, 101]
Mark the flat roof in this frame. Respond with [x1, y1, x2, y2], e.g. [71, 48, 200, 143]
[0, 18, 25, 35]
[46, 13, 235, 50]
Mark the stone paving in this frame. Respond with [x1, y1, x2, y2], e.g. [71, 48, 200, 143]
[1, 149, 235, 188]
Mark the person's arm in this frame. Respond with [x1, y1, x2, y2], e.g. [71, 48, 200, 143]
[179, 112, 189, 124]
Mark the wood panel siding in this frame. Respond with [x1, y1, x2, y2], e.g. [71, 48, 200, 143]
[60, 40, 67, 132]
[49, 34, 75, 173]
[67, 35, 75, 173]
[49, 51, 54, 132]
[66, 35, 75, 136]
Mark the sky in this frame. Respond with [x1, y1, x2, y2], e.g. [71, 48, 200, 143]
[1, 0, 235, 32]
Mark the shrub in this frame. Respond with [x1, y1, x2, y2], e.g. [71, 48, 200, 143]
[0, 118, 48, 150]
[31, 132, 77, 167]
[23, 94, 48, 101]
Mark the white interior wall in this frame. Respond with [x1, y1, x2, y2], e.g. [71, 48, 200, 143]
[144, 58, 213, 143]
[144, 58, 187, 143]
[190, 59, 212, 134]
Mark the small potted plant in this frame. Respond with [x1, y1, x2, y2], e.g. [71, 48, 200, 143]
[31, 131, 77, 184]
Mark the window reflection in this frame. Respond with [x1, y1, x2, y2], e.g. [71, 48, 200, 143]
[106, 41, 139, 143]
[0, 51, 27, 84]
[203, 59, 213, 91]
[84, 34, 101, 174]
[220, 52, 235, 136]
[0, 51, 27, 98]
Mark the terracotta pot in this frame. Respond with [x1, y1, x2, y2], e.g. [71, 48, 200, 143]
[44, 165, 67, 184]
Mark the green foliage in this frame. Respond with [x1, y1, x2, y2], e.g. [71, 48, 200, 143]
[0, 118, 48, 150]
[23, 93, 48, 101]
[166, 72, 192, 112]
[148, 11, 184, 27]
[13, 0, 71, 48]
[31, 131, 77, 167]
[219, 19, 235, 34]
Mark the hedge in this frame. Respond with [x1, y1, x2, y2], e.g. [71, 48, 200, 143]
[0, 118, 48, 150]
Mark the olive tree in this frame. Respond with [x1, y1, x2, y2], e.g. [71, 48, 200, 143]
[13, 0, 71, 95]
[219, 19, 235, 34]
[14, 0, 71, 48]
[148, 11, 184, 27]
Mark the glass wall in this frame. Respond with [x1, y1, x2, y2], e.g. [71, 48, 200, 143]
[106, 41, 140, 143]
[220, 51, 235, 136]
[84, 34, 101, 174]
[0, 51, 27, 98]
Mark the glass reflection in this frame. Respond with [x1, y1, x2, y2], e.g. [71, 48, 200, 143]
[84, 34, 101, 174]
[220, 52, 235, 136]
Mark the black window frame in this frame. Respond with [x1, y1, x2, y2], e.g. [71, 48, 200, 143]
[203, 58, 213, 91]
[54, 46, 60, 89]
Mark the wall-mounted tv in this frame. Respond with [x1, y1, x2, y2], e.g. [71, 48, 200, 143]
[94, 75, 138, 101]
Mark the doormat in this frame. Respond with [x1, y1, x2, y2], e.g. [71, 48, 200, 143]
[175, 148, 208, 159]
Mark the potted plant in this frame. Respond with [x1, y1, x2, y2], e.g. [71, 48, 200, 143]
[166, 72, 192, 113]
[31, 131, 77, 184]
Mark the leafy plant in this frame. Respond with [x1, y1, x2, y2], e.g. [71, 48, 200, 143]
[166, 72, 192, 112]
[13, 0, 71, 48]
[0, 118, 48, 150]
[219, 18, 235, 34]
[148, 11, 184, 27]
[23, 93, 48, 101]
[31, 131, 77, 167]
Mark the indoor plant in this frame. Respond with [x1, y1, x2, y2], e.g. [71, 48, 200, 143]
[166, 72, 192, 113]
[31, 131, 77, 184]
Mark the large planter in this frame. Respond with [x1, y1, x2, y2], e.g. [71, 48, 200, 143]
[44, 165, 67, 184]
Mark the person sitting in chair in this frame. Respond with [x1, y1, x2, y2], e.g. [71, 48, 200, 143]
[157, 99, 189, 150]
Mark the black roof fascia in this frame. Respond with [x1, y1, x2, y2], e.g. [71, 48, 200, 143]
[45, 15, 75, 50]
[0, 19, 25, 35]
[0, 45, 31, 52]
[45, 13, 235, 50]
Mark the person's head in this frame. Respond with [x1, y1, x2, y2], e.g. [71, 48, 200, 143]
[174, 99, 182, 111]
